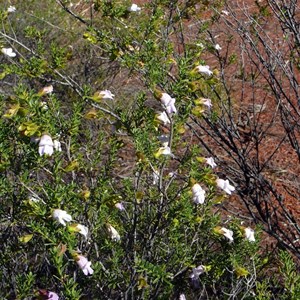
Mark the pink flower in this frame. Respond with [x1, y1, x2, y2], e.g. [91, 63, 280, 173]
[76, 255, 94, 275]
[115, 202, 125, 211]
[41, 85, 53, 95]
[160, 93, 177, 114]
[48, 291, 59, 300]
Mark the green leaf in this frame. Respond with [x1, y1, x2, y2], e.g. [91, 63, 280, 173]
[64, 160, 79, 172]
[235, 266, 249, 278]
[18, 234, 33, 243]
[3, 104, 20, 118]
[18, 121, 40, 136]
[138, 276, 149, 290]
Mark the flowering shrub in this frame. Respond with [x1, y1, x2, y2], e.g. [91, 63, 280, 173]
[1, 1, 300, 299]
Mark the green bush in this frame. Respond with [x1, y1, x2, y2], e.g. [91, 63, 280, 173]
[1, 1, 300, 299]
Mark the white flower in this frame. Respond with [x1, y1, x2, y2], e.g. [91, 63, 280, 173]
[53, 140, 62, 152]
[221, 227, 234, 243]
[47, 291, 59, 300]
[76, 224, 89, 239]
[38, 134, 54, 156]
[168, 171, 176, 178]
[192, 183, 206, 204]
[190, 265, 205, 280]
[29, 195, 40, 203]
[52, 209, 72, 226]
[200, 98, 212, 109]
[76, 255, 94, 276]
[160, 93, 177, 114]
[107, 224, 120, 241]
[216, 178, 235, 195]
[156, 111, 171, 125]
[221, 10, 229, 16]
[179, 294, 186, 300]
[1, 47, 16, 57]
[196, 42, 204, 48]
[157, 145, 172, 156]
[115, 202, 125, 211]
[41, 85, 53, 95]
[98, 90, 115, 100]
[152, 169, 159, 185]
[155, 136, 173, 158]
[214, 44, 222, 51]
[7, 6, 16, 13]
[244, 227, 255, 242]
[129, 3, 141, 12]
[40, 101, 48, 111]
[196, 65, 213, 76]
[205, 157, 217, 168]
